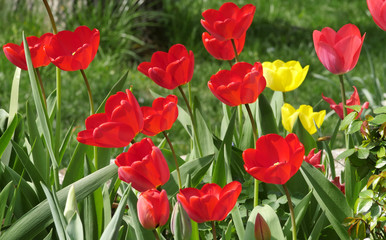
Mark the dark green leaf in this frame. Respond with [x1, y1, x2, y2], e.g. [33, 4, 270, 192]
[258, 94, 279, 135]
[0, 115, 19, 159]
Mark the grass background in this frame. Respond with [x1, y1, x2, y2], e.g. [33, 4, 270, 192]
[0, 0, 385, 157]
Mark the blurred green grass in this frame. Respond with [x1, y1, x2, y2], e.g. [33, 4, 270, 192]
[1, 0, 385, 155]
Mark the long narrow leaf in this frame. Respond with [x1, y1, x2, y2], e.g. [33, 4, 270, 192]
[22, 33, 57, 167]
[0, 114, 19, 159]
[0, 164, 118, 240]
[100, 186, 130, 240]
[0, 182, 13, 232]
[300, 162, 352, 239]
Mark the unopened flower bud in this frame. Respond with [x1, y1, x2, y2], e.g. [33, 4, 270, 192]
[171, 201, 191, 240]
[255, 213, 271, 240]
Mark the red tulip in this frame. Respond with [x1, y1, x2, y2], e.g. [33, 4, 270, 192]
[115, 138, 170, 192]
[137, 189, 170, 229]
[3, 33, 53, 70]
[177, 181, 242, 223]
[208, 62, 266, 106]
[201, 2, 256, 41]
[304, 148, 325, 172]
[77, 89, 143, 148]
[202, 31, 246, 60]
[313, 24, 365, 75]
[322, 86, 369, 120]
[44, 25, 100, 71]
[331, 176, 345, 194]
[141, 95, 179, 136]
[367, 0, 386, 31]
[138, 44, 194, 90]
[243, 133, 305, 185]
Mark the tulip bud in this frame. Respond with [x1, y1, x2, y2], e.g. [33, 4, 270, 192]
[137, 189, 170, 229]
[254, 213, 271, 240]
[170, 202, 192, 240]
[64, 185, 78, 221]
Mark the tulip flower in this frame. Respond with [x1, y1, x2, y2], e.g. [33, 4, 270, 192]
[367, 0, 386, 31]
[254, 213, 271, 240]
[322, 86, 369, 120]
[313, 24, 365, 75]
[138, 44, 194, 90]
[331, 176, 345, 194]
[137, 189, 170, 229]
[44, 25, 100, 71]
[201, 2, 256, 41]
[304, 148, 325, 172]
[208, 62, 266, 107]
[141, 95, 179, 136]
[77, 89, 143, 148]
[262, 60, 309, 92]
[243, 133, 305, 185]
[115, 138, 170, 192]
[3, 33, 53, 70]
[177, 181, 242, 223]
[281, 103, 326, 135]
[202, 32, 246, 60]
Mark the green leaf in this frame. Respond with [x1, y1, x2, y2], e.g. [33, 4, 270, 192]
[41, 184, 68, 240]
[59, 123, 74, 165]
[212, 109, 236, 187]
[0, 182, 13, 232]
[11, 140, 46, 199]
[26, 102, 49, 183]
[308, 212, 327, 240]
[0, 164, 118, 240]
[0, 114, 19, 159]
[345, 105, 361, 112]
[102, 183, 112, 229]
[258, 94, 279, 135]
[163, 154, 214, 197]
[374, 106, 386, 114]
[283, 190, 313, 238]
[194, 108, 215, 156]
[66, 213, 84, 240]
[100, 186, 130, 240]
[339, 112, 357, 131]
[22, 33, 57, 168]
[300, 162, 352, 239]
[62, 143, 88, 187]
[8, 67, 21, 125]
[355, 198, 373, 213]
[357, 148, 369, 159]
[231, 203, 245, 240]
[336, 149, 356, 160]
[244, 205, 285, 240]
[347, 120, 362, 134]
[270, 91, 284, 126]
[370, 114, 386, 125]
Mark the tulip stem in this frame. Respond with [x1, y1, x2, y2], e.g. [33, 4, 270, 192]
[35, 68, 47, 107]
[163, 131, 182, 189]
[152, 229, 160, 240]
[80, 69, 95, 115]
[339, 74, 349, 149]
[228, 60, 233, 68]
[231, 39, 239, 63]
[42, 0, 58, 34]
[178, 86, 203, 157]
[211, 221, 217, 240]
[245, 103, 259, 207]
[283, 184, 297, 240]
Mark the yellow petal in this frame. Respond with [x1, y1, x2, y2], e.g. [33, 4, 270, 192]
[281, 103, 299, 132]
[298, 105, 325, 135]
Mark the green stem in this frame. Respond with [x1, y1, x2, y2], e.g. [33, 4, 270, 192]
[80, 69, 95, 114]
[178, 86, 203, 157]
[228, 60, 233, 68]
[238, 105, 243, 141]
[211, 221, 217, 240]
[339, 74, 349, 149]
[35, 68, 47, 107]
[152, 229, 160, 240]
[283, 184, 297, 240]
[244, 103, 259, 206]
[163, 131, 182, 189]
[42, 0, 58, 34]
[231, 39, 239, 63]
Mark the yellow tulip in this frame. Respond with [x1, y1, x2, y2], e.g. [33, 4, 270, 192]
[262, 60, 309, 92]
[281, 103, 326, 135]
